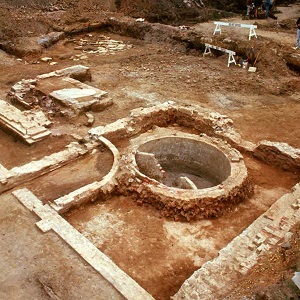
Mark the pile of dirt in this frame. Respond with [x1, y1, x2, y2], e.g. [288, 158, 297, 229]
[0, 3, 52, 43]
[0, 0, 56, 7]
[0, 0, 251, 46]
[116, 0, 201, 23]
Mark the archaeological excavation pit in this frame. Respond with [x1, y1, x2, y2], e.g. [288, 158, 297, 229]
[117, 129, 252, 221]
[1, 0, 300, 298]
[4, 88, 300, 300]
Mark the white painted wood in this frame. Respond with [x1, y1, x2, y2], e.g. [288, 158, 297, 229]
[203, 43, 236, 67]
[213, 21, 258, 40]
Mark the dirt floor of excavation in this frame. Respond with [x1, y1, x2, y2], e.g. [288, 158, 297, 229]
[28, 28, 300, 148]
[21, 146, 113, 203]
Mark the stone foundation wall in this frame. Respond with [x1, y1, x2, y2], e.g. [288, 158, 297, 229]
[89, 102, 245, 147]
[254, 140, 300, 173]
[88, 102, 300, 221]
[50, 137, 120, 214]
[0, 142, 92, 194]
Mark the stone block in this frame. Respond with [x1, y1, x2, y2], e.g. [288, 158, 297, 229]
[177, 176, 198, 190]
[253, 233, 266, 246]
[254, 140, 300, 172]
[0, 100, 51, 144]
[268, 237, 281, 245]
[135, 151, 164, 182]
[36, 219, 52, 232]
[256, 243, 271, 253]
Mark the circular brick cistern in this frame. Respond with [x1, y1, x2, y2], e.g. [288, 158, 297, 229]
[118, 130, 253, 220]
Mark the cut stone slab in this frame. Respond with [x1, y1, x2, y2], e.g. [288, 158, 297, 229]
[0, 100, 51, 144]
[49, 78, 109, 112]
[52, 87, 98, 98]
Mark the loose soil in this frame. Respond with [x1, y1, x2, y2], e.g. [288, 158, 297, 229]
[0, 1, 300, 299]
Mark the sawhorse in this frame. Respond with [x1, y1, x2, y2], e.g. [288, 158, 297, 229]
[203, 43, 236, 67]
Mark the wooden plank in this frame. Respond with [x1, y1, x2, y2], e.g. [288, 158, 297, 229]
[214, 21, 257, 29]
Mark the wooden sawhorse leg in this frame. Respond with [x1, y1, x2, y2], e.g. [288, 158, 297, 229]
[227, 53, 236, 67]
[213, 24, 222, 35]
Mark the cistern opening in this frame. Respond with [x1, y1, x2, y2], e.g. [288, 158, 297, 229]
[136, 137, 231, 189]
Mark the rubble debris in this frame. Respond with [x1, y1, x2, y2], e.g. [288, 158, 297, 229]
[41, 57, 53, 62]
[8, 65, 112, 115]
[23, 109, 52, 128]
[70, 34, 132, 56]
[281, 242, 291, 250]
[85, 112, 94, 127]
[179, 25, 190, 30]
[292, 272, 300, 290]
[248, 66, 257, 72]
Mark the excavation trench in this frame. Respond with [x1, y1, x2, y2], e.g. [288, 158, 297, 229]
[3, 13, 299, 75]
[1, 4, 299, 299]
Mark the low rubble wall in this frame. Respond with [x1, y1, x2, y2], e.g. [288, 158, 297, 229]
[254, 140, 300, 173]
[0, 142, 92, 194]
